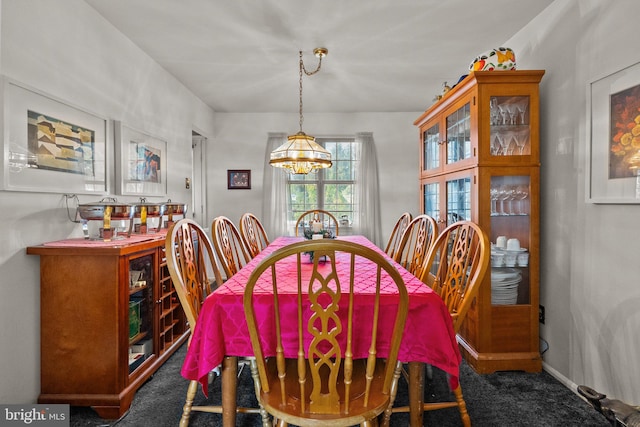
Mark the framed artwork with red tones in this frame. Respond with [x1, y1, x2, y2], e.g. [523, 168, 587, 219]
[587, 61, 640, 203]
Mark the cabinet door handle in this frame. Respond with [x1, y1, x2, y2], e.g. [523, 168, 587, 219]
[156, 299, 162, 304]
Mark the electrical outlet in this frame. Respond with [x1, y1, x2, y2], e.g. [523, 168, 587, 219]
[539, 305, 545, 324]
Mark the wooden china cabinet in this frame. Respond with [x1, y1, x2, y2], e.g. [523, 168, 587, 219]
[415, 70, 545, 373]
[27, 234, 189, 418]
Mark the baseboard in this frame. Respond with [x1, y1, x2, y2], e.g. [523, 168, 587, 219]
[542, 361, 589, 403]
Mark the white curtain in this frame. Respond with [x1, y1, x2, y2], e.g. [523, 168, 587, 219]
[262, 133, 289, 239]
[354, 132, 382, 247]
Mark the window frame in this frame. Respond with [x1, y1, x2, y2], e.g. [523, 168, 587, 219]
[286, 137, 358, 233]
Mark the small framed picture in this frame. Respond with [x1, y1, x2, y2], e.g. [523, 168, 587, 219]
[227, 169, 251, 190]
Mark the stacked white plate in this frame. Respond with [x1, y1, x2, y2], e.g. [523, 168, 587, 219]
[491, 268, 520, 305]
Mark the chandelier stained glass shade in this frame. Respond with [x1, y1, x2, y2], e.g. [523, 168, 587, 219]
[269, 131, 332, 174]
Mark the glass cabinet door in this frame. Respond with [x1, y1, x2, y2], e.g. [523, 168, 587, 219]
[422, 181, 440, 222]
[446, 102, 471, 165]
[422, 122, 440, 173]
[489, 96, 531, 157]
[128, 254, 155, 374]
[446, 176, 471, 226]
[422, 172, 474, 231]
[489, 175, 531, 306]
[420, 100, 473, 174]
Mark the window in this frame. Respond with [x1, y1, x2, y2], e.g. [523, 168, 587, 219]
[287, 138, 359, 234]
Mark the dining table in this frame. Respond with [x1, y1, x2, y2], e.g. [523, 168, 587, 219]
[181, 235, 461, 426]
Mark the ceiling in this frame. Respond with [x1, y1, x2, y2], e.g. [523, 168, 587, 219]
[84, 0, 553, 114]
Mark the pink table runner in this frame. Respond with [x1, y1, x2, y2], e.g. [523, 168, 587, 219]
[42, 230, 166, 247]
[181, 235, 461, 393]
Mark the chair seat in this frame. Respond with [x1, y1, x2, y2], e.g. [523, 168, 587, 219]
[260, 358, 392, 426]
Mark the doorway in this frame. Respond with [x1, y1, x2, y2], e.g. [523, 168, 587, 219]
[192, 131, 207, 226]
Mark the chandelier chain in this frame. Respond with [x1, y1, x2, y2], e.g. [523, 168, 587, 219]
[299, 51, 304, 132]
[298, 50, 324, 133]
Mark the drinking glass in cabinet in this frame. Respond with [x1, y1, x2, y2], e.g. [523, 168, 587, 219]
[514, 99, 528, 125]
[514, 129, 530, 155]
[491, 184, 529, 216]
[497, 132, 514, 155]
[489, 95, 531, 157]
[490, 133, 501, 155]
[515, 185, 529, 215]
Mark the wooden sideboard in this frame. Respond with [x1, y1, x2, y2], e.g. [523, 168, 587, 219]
[27, 233, 188, 418]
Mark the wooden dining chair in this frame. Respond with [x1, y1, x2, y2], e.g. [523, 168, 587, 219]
[243, 239, 409, 427]
[211, 215, 252, 279]
[384, 212, 412, 259]
[294, 209, 339, 237]
[394, 214, 438, 279]
[239, 212, 270, 259]
[391, 220, 490, 427]
[165, 219, 268, 426]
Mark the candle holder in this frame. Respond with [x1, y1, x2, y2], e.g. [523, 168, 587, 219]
[302, 228, 335, 262]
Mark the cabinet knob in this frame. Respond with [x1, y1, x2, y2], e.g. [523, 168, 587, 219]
[156, 299, 162, 304]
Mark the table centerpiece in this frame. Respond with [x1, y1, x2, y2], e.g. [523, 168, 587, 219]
[302, 227, 335, 262]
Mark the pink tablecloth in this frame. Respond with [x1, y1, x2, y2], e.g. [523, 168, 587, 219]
[181, 235, 461, 393]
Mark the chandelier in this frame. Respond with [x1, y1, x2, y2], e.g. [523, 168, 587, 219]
[269, 48, 332, 174]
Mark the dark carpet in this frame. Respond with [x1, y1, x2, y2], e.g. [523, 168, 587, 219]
[70, 344, 608, 426]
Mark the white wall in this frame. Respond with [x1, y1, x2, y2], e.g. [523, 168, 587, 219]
[210, 112, 420, 240]
[506, 0, 640, 403]
[0, 0, 215, 403]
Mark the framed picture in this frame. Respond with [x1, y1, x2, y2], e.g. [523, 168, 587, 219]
[227, 169, 251, 190]
[1, 78, 109, 194]
[587, 61, 640, 203]
[115, 121, 167, 196]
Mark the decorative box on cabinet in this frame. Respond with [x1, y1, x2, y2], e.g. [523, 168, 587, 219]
[27, 233, 189, 419]
[415, 70, 545, 373]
